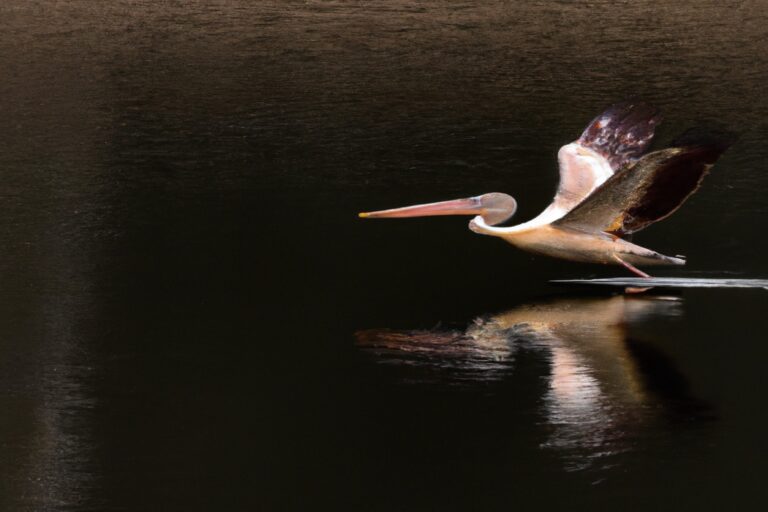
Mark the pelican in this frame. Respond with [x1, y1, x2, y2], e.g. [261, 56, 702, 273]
[359, 102, 731, 278]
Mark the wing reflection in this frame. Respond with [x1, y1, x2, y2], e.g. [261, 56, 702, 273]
[356, 294, 710, 471]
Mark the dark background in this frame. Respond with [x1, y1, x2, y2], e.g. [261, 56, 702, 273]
[0, 1, 767, 510]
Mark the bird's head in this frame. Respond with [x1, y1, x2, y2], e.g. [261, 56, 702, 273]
[359, 192, 517, 227]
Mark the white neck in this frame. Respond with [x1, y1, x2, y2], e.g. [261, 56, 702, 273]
[469, 203, 567, 236]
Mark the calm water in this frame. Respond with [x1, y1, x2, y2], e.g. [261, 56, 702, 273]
[1, 1, 767, 510]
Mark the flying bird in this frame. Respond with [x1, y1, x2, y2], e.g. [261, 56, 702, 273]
[359, 102, 731, 278]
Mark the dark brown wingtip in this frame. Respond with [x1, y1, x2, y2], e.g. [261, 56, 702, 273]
[617, 143, 730, 235]
[671, 126, 737, 158]
[579, 100, 664, 170]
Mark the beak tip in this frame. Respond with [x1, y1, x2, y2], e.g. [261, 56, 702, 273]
[358, 212, 370, 218]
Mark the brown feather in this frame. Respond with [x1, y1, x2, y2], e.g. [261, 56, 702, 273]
[548, 102, 664, 220]
[578, 101, 662, 171]
[554, 143, 730, 236]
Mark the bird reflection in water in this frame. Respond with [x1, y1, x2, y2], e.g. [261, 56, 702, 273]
[356, 294, 711, 471]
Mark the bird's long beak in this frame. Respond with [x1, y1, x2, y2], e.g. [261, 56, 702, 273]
[359, 197, 484, 219]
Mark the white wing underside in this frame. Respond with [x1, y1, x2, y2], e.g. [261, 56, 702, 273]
[489, 142, 614, 234]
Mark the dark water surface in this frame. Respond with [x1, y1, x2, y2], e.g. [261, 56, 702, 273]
[1, 1, 767, 510]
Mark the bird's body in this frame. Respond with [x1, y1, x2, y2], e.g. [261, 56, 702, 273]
[360, 102, 731, 277]
[472, 221, 684, 268]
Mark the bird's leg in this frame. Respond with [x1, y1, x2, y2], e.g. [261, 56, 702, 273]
[612, 254, 652, 294]
[612, 254, 651, 278]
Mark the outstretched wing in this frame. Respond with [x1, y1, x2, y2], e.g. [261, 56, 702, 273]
[554, 140, 731, 236]
[577, 101, 662, 170]
[551, 102, 662, 216]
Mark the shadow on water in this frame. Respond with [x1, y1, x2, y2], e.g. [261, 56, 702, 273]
[356, 293, 713, 473]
